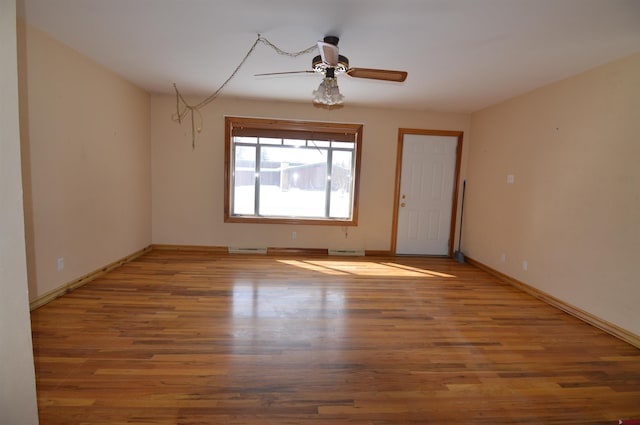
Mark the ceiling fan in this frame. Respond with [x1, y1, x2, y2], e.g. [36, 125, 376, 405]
[257, 36, 408, 106]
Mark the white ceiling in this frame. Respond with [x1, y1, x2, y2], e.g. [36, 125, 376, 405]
[18, 0, 640, 113]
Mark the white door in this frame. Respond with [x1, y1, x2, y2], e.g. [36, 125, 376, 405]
[396, 134, 458, 255]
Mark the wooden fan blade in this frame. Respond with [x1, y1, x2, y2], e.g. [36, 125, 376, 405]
[346, 68, 408, 82]
[255, 70, 316, 77]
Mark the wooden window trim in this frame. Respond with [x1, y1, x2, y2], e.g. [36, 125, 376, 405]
[224, 116, 363, 226]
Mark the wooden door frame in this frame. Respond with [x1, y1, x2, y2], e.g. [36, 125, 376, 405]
[390, 128, 464, 256]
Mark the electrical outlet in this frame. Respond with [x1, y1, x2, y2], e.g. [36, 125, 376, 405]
[507, 174, 515, 184]
[57, 257, 64, 271]
[291, 231, 297, 240]
[522, 260, 528, 271]
[501, 253, 506, 262]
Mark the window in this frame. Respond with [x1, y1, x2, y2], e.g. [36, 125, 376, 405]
[225, 117, 362, 225]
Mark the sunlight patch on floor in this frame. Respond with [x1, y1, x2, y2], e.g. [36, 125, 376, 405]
[278, 259, 456, 278]
[277, 259, 349, 275]
[380, 262, 456, 278]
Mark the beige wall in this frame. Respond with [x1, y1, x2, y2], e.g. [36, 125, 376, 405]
[17, 4, 638, 366]
[151, 96, 470, 251]
[18, 22, 152, 300]
[0, 0, 39, 422]
[465, 52, 640, 335]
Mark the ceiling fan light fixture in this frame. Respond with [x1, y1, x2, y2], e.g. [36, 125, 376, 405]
[312, 77, 344, 106]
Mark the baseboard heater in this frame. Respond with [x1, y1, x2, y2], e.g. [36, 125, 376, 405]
[228, 247, 268, 254]
[328, 248, 365, 256]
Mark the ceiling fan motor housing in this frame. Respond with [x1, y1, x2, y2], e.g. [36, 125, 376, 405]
[312, 54, 349, 74]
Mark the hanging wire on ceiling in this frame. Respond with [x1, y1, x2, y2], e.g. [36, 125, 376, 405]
[172, 35, 317, 149]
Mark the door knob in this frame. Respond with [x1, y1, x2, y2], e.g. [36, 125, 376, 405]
[400, 202, 406, 207]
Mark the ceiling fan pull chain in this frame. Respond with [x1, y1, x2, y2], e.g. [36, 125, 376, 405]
[172, 35, 317, 148]
[257, 35, 317, 58]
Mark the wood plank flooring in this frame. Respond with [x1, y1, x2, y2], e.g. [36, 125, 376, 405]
[31, 250, 640, 424]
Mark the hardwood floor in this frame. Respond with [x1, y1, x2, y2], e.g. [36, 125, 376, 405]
[31, 250, 640, 424]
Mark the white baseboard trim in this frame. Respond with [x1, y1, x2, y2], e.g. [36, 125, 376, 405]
[228, 247, 268, 254]
[328, 248, 365, 256]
